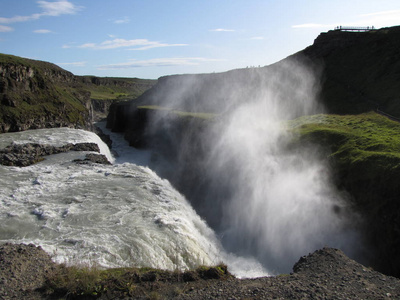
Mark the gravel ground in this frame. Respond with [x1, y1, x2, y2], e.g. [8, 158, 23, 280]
[1, 243, 399, 299]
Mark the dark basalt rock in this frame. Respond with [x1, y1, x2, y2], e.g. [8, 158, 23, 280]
[0, 142, 106, 167]
[1, 244, 400, 299]
[73, 153, 111, 165]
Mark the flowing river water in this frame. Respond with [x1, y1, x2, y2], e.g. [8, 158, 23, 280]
[0, 125, 267, 278]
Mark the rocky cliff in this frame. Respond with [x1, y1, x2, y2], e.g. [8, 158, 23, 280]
[0, 53, 155, 133]
[108, 26, 400, 135]
[106, 25, 400, 277]
[2, 244, 400, 299]
[298, 26, 400, 115]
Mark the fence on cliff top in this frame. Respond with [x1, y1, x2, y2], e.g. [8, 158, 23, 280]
[376, 108, 400, 122]
[334, 26, 375, 32]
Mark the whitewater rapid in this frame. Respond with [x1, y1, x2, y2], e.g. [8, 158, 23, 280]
[0, 126, 267, 277]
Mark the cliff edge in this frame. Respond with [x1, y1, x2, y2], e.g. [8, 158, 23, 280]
[0, 53, 155, 133]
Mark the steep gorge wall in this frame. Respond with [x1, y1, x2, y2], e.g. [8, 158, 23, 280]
[107, 26, 400, 277]
[0, 54, 155, 133]
[0, 61, 91, 132]
[299, 26, 400, 115]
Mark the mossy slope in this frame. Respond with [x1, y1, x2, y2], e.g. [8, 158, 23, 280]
[290, 112, 400, 276]
[0, 53, 155, 132]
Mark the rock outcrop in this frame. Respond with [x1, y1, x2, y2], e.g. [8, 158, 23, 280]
[1, 244, 400, 299]
[0, 142, 110, 166]
[0, 53, 155, 133]
[106, 25, 400, 277]
[298, 26, 400, 115]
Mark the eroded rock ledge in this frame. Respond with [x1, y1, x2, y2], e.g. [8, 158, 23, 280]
[1, 244, 399, 299]
[0, 142, 110, 166]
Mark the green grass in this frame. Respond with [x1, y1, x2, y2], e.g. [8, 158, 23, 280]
[81, 78, 155, 101]
[0, 53, 155, 131]
[289, 112, 400, 162]
[44, 263, 230, 299]
[137, 105, 217, 120]
[288, 112, 400, 206]
[0, 53, 66, 72]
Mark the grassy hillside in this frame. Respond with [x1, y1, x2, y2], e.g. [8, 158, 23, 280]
[290, 112, 400, 172]
[0, 53, 155, 132]
[78, 76, 155, 101]
[137, 105, 216, 120]
[289, 112, 400, 275]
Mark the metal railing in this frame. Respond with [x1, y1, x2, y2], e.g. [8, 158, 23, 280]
[334, 26, 375, 32]
[376, 109, 400, 122]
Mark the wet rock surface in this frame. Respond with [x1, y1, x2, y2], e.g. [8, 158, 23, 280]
[73, 153, 111, 165]
[0, 142, 110, 166]
[1, 245, 399, 299]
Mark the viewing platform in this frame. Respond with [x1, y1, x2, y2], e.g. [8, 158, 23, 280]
[334, 26, 375, 32]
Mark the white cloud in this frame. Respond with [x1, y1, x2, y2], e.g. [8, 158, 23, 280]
[361, 9, 400, 18]
[210, 28, 235, 32]
[292, 23, 332, 29]
[57, 61, 86, 67]
[114, 17, 130, 24]
[38, 0, 81, 16]
[0, 14, 41, 24]
[0, 25, 13, 32]
[357, 9, 400, 28]
[72, 38, 187, 50]
[34, 29, 53, 34]
[78, 42, 97, 48]
[292, 9, 400, 30]
[250, 36, 265, 40]
[0, 1, 82, 24]
[98, 57, 223, 69]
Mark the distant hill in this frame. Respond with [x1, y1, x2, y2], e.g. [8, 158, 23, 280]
[0, 53, 155, 133]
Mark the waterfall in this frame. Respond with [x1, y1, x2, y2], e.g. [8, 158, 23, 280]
[141, 59, 363, 274]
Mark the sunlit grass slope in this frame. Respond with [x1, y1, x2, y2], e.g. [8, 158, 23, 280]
[289, 112, 400, 206]
[137, 105, 216, 120]
[0, 53, 155, 131]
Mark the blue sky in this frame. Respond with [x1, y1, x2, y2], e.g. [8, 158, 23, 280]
[1, 0, 399, 79]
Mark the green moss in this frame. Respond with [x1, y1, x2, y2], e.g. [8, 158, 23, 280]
[138, 105, 172, 111]
[79, 76, 156, 101]
[288, 112, 400, 206]
[137, 105, 217, 120]
[0, 53, 66, 72]
[45, 263, 231, 299]
[289, 112, 400, 159]
[0, 53, 155, 131]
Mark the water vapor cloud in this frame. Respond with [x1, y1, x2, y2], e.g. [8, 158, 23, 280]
[143, 59, 363, 274]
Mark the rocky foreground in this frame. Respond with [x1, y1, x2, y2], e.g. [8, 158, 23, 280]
[0, 243, 399, 299]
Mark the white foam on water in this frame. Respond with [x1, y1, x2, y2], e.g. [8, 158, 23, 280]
[0, 127, 114, 163]
[0, 127, 268, 277]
